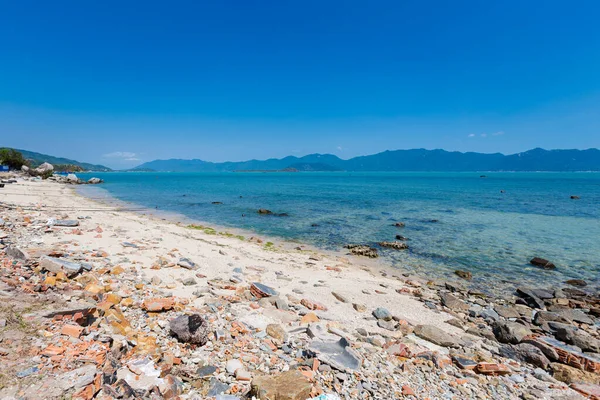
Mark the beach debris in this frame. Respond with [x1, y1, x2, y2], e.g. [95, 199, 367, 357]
[53, 219, 80, 227]
[142, 297, 175, 312]
[177, 257, 197, 269]
[5, 246, 30, 261]
[39, 256, 83, 277]
[308, 337, 362, 372]
[250, 282, 278, 298]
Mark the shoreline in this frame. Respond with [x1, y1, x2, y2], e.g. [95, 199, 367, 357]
[0, 174, 596, 399]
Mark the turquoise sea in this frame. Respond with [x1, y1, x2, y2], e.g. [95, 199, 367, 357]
[78, 172, 600, 295]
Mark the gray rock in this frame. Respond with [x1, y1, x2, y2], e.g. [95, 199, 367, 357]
[178, 257, 197, 270]
[34, 162, 53, 175]
[377, 320, 397, 331]
[492, 321, 532, 344]
[208, 378, 230, 397]
[66, 173, 79, 183]
[54, 219, 80, 227]
[87, 177, 103, 184]
[308, 337, 362, 372]
[6, 246, 30, 261]
[39, 256, 82, 278]
[521, 337, 560, 361]
[556, 309, 594, 325]
[440, 292, 469, 312]
[183, 277, 197, 286]
[500, 343, 550, 369]
[495, 305, 521, 319]
[549, 322, 600, 352]
[414, 324, 462, 348]
[372, 307, 392, 321]
[516, 288, 546, 309]
[169, 314, 209, 345]
[331, 292, 348, 303]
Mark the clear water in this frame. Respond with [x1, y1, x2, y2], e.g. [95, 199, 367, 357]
[77, 171, 600, 295]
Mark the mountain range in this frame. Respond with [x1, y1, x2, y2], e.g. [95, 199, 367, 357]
[7, 148, 112, 171]
[134, 148, 600, 172]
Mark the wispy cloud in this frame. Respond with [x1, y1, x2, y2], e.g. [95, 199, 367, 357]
[492, 131, 505, 136]
[336, 146, 343, 151]
[103, 151, 140, 161]
[468, 131, 505, 138]
[468, 133, 476, 138]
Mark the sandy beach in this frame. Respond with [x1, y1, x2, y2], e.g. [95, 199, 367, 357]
[0, 175, 595, 399]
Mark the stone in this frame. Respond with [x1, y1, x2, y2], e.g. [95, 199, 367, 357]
[39, 256, 82, 278]
[116, 358, 164, 392]
[308, 337, 362, 372]
[344, 244, 378, 258]
[378, 241, 408, 250]
[372, 307, 392, 321]
[34, 162, 54, 175]
[353, 303, 366, 313]
[208, 378, 230, 397]
[301, 298, 327, 311]
[197, 365, 217, 377]
[550, 322, 600, 352]
[453, 356, 478, 370]
[494, 305, 523, 319]
[257, 209, 273, 214]
[182, 277, 197, 286]
[414, 325, 462, 348]
[551, 363, 600, 384]
[491, 321, 532, 344]
[58, 365, 97, 391]
[88, 177, 103, 184]
[66, 173, 79, 183]
[6, 246, 30, 261]
[301, 312, 320, 324]
[571, 383, 600, 399]
[177, 257, 196, 269]
[566, 279, 587, 287]
[377, 320, 397, 331]
[250, 370, 312, 400]
[266, 324, 286, 342]
[169, 314, 209, 345]
[440, 292, 469, 312]
[521, 337, 559, 361]
[534, 336, 600, 373]
[530, 257, 556, 269]
[454, 270, 472, 280]
[515, 288, 546, 309]
[142, 297, 174, 312]
[159, 375, 183, 398]
[54, 219, 80, 227]
[250, 282, 278, 298]
[226, 359, 243, 375]
[499, 343, 550, 370]
[331, 292, 348, 303]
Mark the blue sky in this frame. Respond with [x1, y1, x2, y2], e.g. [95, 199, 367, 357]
[1, 1, 599, 168]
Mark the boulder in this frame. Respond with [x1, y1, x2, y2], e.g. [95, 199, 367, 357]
[39, 256, 83, 278]
[414, 324, 462, 348]
[491, 321, 532, 344]
[344, 244, 378, 258]
[21, 165, 30, 173]
[378, 241, 408, 250]
[530, 257, 556, 269]
[250, 370, 312, 400]
[257, 209, 273, 215]
[551, 363, 600, 384]
[440, 292, 469, 312]
[515, 288, 546, 309]
[499, 343, 550, 369]
[88, 177, 103, 184]
[169, 314, 209, 345]
[66, 173, 79, 183]
[34, 162, 54, 175]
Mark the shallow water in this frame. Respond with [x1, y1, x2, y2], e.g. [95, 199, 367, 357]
[77, 171, 600, 294]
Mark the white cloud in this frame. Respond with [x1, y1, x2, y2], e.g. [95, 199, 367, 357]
[492, 131, 505, 136]
[103, 151, 137, 159]
[480, 133, 488, 137]
[468, 133, 476, 137]
[336, 146, 343, 151]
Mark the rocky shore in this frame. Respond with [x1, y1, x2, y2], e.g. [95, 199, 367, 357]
[0, 174, 597, 399]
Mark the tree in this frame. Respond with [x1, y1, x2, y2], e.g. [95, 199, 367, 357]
[0, 148, 28, 170]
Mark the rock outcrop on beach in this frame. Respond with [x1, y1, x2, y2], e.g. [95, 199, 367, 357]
[0, 177, 597, 399]
[344, 244, 379, 258]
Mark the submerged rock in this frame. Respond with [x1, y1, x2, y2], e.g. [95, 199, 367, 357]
[454, 270, 472, 280]
[378, 241, 408, 250]
[530, 257, 556, 269]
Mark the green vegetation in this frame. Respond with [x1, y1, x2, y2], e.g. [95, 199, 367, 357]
[0, 148, 28, 170]
[3, 147, 111, 171]
[186, 224, 246, 240]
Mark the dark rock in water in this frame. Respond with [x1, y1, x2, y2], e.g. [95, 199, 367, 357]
[344, 244, 378, 258]
[211, 201, 223, 204]
[170, 314, 209, 345]
[562, 287, 587, 298]
[395, 234, 408, 241]
[570, 195, 580, 200]
[492, 321, 532, 344]
[393, 222, 405, 227]
[311, 223, 319, 227]
[445, 282, 465, 293]
[87, 177, 103, 184]
[499, 343, 550, 370]
[517, 287, 554, 300]
[530, 257, 556, 269]
[257, 209, 273, 214]
[566, 279, 587, 287]
[480, 175, 487, 178]
[276, 212, 289, 217]
[378, 241, 408, 250]
[440, 292, 469, 312]
[428, 219, 439, 223]
[454, 270, 472, 280]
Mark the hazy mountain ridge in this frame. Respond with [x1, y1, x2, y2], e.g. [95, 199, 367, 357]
[134, 148, 600, 172]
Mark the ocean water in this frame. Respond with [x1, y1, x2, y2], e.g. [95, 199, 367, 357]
[77, 171, 600, 295]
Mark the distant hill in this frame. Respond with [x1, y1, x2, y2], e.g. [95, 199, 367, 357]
[9, 148, 112, 171]
[134, 148, 600, 172]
